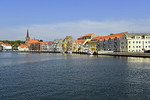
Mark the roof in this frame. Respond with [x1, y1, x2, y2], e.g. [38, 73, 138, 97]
[84, 33, 95, 36]
[28, 40, 39, 44]
[88, 36, 104, 43]
[19, 44, 28, 48]
[100, 32, 127, 41]
[76, 40, 86, 43]
[40, 41, 54, 44]
[3, 43, 12, 46]
[77, 33, 95, 40]
[91, 36, 103, 40]
[125, 33, 150, 38]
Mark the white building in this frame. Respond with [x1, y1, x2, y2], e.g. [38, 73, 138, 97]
[18, 44, 29, 51]
[120, 33, 150, 52]
[41, 41, 54, 51]
[50, 39, 63, 52]
[1, 43, 12, 51]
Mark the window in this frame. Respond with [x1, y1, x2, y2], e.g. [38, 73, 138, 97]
[139, 41, 141, 43]
[145, 41, 147, 43]
[129, 41, 130, 44]
[146, 36, 150, 39]
[136, 41, 138, 43]
[136, 36, 141, 39]
[133, 46, 135, 48]
[129, 46, 131, 48]
[121, 42, 124, 44]
[145, 46, 147, 48]
[139, 46, 141, 48]
[133, 41, 135, 43]
[148, 41, 150, 43]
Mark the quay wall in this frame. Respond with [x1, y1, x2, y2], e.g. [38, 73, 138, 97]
[1, 50, 150, 58]
[98, 52, 150, 58]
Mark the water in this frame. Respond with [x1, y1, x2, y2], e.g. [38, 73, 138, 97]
[0, 52, 150, 100]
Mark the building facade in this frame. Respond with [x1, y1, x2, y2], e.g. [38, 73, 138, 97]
[120, 33, 150, 52]
[97, 32, 127, 52]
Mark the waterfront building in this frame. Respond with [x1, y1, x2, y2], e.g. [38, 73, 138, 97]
[76, 33, 97, 52]
[0, 42, 3, 51]
[120, 33, 150, 52]
[1, 43, 12, 51]
[41, 41, 54, 51]
[88, 36, 103, 52]
[49, 39, 63, 52]
[28, 40, 41, 50]
[97, 32, 127, 51]
[18, 44, 29, 51]
[62, 36, 76, 53]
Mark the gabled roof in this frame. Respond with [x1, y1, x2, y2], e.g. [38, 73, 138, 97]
[125, 33, 150, 38]
[28, 40, 39, 44]
[2, 43, 12, 46]
[84, 33, 95, 36]
[100, 32, 127, 41]
[88, 36, 104, 43]
[77, 33, 96, 40]
[40, 41, 54, 44]
[76, 40, 86, 43]
[91, 36, 103, 40]
[19, 44, 28, 48]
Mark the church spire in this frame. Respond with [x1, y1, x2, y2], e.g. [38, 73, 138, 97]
[27, 29, 29, 37]
[25, 29, 30, 45]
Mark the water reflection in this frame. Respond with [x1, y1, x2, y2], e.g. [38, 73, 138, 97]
[0, 53, 150, 100]
[127, 57, 150, 63]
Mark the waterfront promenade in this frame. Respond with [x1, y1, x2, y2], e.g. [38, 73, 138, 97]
[1, 50, 150, 58]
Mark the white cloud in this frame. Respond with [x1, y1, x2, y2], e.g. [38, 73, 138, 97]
[1, 19, 150, 41]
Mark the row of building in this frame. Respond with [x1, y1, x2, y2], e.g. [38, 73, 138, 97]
[1, 30, 150, 53]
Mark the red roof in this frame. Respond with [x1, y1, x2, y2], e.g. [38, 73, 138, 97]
[101, 32, 127, 41]
[3, 43, 11, 46]
[76, 40, 86, 43]
[77, 33, 95, 40]
[88, 36, 104, 43]
[28, 40, 39, 44]
[84, 33, 95, 36]
[19, 44, 28, 48]
[40, 41, 54, 44]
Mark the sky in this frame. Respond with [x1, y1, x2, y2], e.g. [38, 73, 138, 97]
[0, 0, 150, 41]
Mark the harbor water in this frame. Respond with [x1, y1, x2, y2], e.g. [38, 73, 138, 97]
[0, 52, 150, 100]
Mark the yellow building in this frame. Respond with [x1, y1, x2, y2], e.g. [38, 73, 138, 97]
[62, 36, 76, 53]
[88, 36, 103, 52]
[76, 33, 96, 52]
[120, 33, 150, 52]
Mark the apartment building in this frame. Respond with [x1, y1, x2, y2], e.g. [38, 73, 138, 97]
[120, 33, 150, 52]
[98, 32, 127, 51]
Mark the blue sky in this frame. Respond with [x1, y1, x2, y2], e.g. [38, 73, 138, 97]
[0, 0, 150, 40]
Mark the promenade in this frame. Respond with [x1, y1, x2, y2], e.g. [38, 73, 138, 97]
[97, 52, 150, 58]
[1, 50, 150, 58]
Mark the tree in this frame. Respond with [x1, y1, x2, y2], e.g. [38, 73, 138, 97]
[109, 33, 114, 35]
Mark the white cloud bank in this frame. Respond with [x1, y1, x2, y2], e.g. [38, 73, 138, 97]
[1, 19, 150, 41]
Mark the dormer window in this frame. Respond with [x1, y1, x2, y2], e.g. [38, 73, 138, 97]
[135, 36, 141, 39]
[145, 36, 150, 39]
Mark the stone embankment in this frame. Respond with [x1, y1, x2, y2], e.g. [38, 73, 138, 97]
[98, 51, 150, 58]
[1, 50, 150, 58]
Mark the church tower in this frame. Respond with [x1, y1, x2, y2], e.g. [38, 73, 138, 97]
[25, 29, 30, 45]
